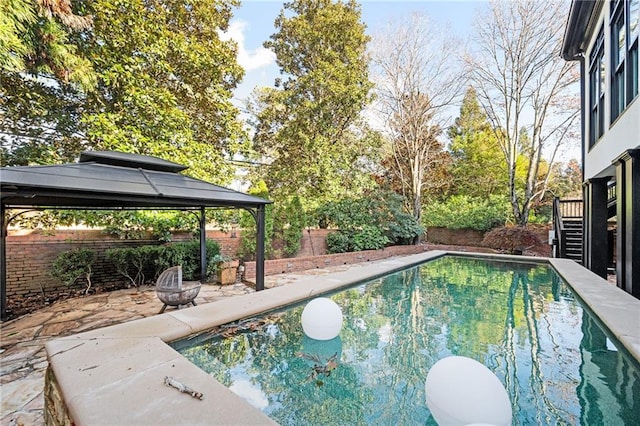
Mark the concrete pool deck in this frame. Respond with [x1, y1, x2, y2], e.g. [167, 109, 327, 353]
[3, 251, 640, 424]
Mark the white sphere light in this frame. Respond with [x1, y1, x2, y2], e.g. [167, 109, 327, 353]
[301, 297, 343, 340]
[424, 356, 512, 426]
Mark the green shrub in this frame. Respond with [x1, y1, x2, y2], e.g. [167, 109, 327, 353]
[385, 213, 424, 245]
[104, 240, 222, 285]
[156, 239, 221, 281]
[282, 196, 305, 257]
[351, 226, 389, 251]
[327, 227, 390, 254]
[50, 248, 96, 294]
[481, 226, 542, 254]
[326, 231, 352, 254]
[238, 181, 274, 261]
[423, 195, 508, 232]
[105, 245, 158, 287]
[316, 190, 423, 253]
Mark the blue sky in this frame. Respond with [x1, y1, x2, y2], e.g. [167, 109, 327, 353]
[226, 0, 487, 105]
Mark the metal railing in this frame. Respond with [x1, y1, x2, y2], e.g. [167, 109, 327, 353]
[607, 181, 616, 208]
[553, 198, 567, 258]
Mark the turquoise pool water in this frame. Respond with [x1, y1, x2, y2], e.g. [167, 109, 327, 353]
[175, 256, 640, 425]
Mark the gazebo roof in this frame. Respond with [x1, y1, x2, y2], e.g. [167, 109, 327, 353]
[0, 151, 270, 209]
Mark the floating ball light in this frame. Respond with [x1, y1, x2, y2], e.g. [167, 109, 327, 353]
[424, 356, 512, 426]
[301, 297, 343, 340]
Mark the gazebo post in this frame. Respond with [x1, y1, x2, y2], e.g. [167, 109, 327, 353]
[255, 204, 266, 291]
[1, 203, 7, 321]
[199, 206, 207, 283]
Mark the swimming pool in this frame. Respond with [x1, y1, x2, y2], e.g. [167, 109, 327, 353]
[175, 256, 640, 425]
[43, 251, 640, 424]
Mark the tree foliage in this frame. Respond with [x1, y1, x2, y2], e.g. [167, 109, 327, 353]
[2, 0, 246, 185]
[447, 87, 507, 198]
[75, 0, 246, 183]
[465, 0, 580, 225]
[1, 0, 95, 166]
[548, 159, 582, 199]
[249, 0, 376, 203]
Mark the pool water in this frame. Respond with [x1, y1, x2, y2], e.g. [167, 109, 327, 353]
[175, 256, 640, 425]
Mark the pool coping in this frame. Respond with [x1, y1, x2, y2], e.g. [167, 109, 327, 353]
[44, 251, 640, 425]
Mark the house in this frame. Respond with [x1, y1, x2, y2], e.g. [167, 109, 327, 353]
[562, 0, 639, 298]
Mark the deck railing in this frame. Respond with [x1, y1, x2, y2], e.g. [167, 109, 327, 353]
[557, 198, 583, 219]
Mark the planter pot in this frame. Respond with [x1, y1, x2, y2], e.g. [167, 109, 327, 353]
[217, 260, 239, 285]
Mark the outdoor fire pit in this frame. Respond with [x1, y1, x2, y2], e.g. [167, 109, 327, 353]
[155, 266, 201, 313]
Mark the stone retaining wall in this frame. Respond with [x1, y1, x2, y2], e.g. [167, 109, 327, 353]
[44, 366, 72, 426]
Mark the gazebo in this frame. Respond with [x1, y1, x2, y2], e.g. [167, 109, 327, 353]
[0, 151, 271, 321]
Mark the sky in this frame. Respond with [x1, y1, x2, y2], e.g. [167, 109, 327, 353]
[225, 0, 487, 107]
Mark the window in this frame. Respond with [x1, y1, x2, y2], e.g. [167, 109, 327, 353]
[611, 0, 640, 123]
[628, 0, 639, 100]
[590, 28, 605, 146]
[611, 0, 626, 121]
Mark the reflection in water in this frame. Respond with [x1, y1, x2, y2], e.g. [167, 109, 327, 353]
[177, 256, 640, 425]
[578, 310, 640, 424]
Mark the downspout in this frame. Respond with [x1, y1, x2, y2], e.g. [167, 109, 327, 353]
[1, 203, 6, 321]
[578, 52, 585, 185]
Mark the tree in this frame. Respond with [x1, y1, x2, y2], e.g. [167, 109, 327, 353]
[447, 87, 507, 199]
[1, 0, 95, 166]
[370, 13, 462, 222]
[2, 0, 247, 184]
[543, 157, 582, 206]
[75, 0, 246, 183]
[249, 0, 376, 203]
[464, 0, 580, 225]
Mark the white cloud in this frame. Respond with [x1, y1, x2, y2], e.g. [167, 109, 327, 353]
[220, 20, 276, 72]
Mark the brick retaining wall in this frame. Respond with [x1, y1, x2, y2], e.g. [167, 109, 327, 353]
[4, 229, 240, 312]
[243, 244, 432, 280]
